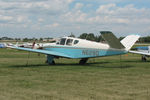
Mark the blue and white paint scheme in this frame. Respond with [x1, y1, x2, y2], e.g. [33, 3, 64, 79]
[0, 43, 7, 48]
[130, 46, 150, 61]
[9, 31, 140, 65]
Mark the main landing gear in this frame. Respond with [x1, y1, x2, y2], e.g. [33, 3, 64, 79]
[46, 55, 89, 65]
[141, 55, 147, 62]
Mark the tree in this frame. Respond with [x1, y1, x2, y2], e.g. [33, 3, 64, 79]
[79, 33, 104, 42]
[86, 33, 95, 41]
[139, 36, 150, 43]
[95, 35, 104, 42]
[39, 38, 43, 41]
[79, 33, 88, 39]
[23, 38, 28, 42]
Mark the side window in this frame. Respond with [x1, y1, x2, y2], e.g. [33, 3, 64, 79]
[56, 42, 60, 44]
[66, 39, 73, 46]
[74, 40, 79, 45]
[60, 38, 66, 45]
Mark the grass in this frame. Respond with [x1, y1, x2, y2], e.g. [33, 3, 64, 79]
[0, 48, 150, 100]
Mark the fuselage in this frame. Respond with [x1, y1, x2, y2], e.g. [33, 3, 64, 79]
[135, 46, 150, 53]
[42, 37, 127, 59]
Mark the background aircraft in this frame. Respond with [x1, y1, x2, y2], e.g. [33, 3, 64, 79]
[0, 43, 7, 48]
[9, 31, 140, 65]
[16, 42, 56, 49]
[18, 42, 42, 49]
[130, 46, 150, 61]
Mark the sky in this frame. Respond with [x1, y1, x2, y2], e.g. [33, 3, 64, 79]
[0, 0, 150, 38]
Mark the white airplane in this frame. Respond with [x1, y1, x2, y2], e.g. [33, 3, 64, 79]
[130, 46, 150, 61]
[9, 31, 140, 65]
[17, 42, 46, 49]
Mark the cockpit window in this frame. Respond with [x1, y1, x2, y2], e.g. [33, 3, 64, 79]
[74, 40, 79, 44]
[56, 42, 60, 44]
[66, 39, 73, 46]
[60, 38, 66, 45]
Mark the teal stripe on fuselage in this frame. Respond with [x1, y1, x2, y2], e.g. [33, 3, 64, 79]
[44, 46, 127, 59]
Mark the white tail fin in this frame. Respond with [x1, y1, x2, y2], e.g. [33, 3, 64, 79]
[121, 34, 140, 51]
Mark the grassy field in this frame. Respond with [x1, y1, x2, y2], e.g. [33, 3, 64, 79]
[0, 48, 150, 100]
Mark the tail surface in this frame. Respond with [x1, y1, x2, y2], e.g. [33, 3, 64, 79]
[121, 34, 140, 51]
[101, 31, 125, 49]
[101, 31, 140, 51]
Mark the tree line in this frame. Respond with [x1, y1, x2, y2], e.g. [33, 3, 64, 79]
[77, 33, 150, 43]
[0, 33, 150, 43]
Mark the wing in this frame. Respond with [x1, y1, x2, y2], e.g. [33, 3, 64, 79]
[129, 50, 150, 56]
[10, 46, 72, 58]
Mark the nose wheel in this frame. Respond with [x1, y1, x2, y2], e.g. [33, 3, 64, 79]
[49, 60, 55, 65]
[79, 58, 88, 65]
[46, 55, 56, 65]
[46, 60, 55, 65]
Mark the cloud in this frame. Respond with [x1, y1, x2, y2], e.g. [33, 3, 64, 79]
[63, 10, 87, 23]
[0, 0, 73, 26]
[60, 3, 150, 36]
[74, 3, 84, 10]
[96, 3, 116, 14]
[38, 18, 44, 22]
[0, 15, 13, 21]
[45, 23, 60, 28]
[0, 0, 150, 37]
[0, 0, 73, 15]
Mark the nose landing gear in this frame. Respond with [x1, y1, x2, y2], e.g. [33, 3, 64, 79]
[79, 58, 88, 65]
[46, 55, 55, 65]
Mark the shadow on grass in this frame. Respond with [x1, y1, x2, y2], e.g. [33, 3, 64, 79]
[8, 61, 134, 69]
[122, 60, 150, 63]
[94, 65, 134, 69]
[55, 61, 109, 66]
[8, 64, 49, 68]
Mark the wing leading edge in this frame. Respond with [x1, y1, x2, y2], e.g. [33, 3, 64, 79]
[10, 46, 72, 58]
[129, 50, 150, 56]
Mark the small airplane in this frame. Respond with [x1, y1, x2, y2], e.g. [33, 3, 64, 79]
[18, 42, 42, 49]
[129, 46, 150, 61]
[0, 43, 7, 48]
[9, 31, 140, 65]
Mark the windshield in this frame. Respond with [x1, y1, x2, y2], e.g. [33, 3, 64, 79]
[60, 38, 66, 45]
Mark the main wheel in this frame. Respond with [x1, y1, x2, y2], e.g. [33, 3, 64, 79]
[141, 56, 147, 62]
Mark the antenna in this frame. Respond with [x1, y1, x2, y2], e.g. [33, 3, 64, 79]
[120, 55, 122, 68]
[26, 51, 30, 66]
